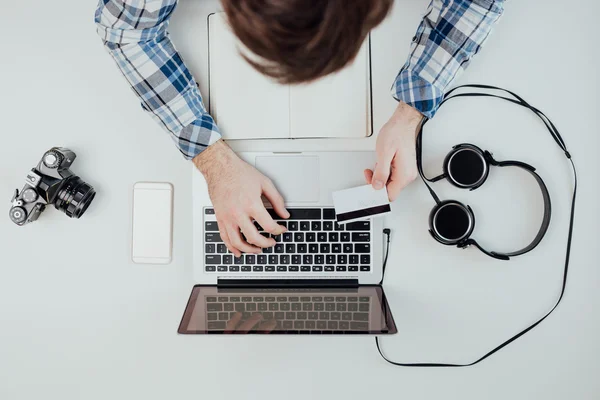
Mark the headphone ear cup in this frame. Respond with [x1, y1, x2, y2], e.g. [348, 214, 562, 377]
[444, 144, 490, 189]
[429, 201, 475, 245]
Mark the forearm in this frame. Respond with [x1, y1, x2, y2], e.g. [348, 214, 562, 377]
[392, 0, 505, 119]
[95, 0, 221, 159]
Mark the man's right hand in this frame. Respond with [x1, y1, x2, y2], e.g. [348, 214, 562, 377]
[193, 140, 289, 257]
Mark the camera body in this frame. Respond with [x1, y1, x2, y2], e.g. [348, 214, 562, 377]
[9, 147, 96, 226]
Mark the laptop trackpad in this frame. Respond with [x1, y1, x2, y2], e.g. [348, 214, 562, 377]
[255, 156, 319, 203]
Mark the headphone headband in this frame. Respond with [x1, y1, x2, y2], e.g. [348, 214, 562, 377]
[416, 90, 554, 260]
[483, 153, 552, 258]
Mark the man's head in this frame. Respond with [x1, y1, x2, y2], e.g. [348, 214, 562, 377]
[221, 0, 393, 84]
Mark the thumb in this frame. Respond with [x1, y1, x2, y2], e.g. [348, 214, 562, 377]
[372, 154, 393, 190]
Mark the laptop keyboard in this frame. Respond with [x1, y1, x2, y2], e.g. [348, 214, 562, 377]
[203, 208, 372, 274]
[205, 295, 371, 332]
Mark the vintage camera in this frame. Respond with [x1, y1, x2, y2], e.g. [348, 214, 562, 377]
[9, 147, 96, 226]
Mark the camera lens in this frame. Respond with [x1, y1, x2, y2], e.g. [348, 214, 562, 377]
[53, 176, 96, 219]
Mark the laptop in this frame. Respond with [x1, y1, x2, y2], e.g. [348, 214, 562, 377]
[178, 13, 395, 335]
[179, 152, 397, 335]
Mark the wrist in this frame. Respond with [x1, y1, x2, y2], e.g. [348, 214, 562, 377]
[392, 101, 423, 134]
[192, 140, 235, 183]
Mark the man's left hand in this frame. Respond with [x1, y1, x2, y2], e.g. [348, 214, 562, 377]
[364, 101, 423, 201]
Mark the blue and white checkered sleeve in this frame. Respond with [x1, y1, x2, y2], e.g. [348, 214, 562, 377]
[392, 0, 505, 119]
[95, 0, 221, 159]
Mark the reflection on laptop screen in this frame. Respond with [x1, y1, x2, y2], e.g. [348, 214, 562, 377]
[178, 286, 396, 335]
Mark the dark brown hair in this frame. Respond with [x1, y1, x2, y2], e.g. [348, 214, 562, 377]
[221, 0, 393, 84]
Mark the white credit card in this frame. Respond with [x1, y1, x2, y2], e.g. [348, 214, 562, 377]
[332, 184, 391, 224]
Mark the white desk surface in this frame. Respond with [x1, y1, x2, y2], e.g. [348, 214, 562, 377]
[1, 1, 599, 399]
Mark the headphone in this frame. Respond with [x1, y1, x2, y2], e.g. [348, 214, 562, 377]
[417, 137, 551, 260]
[376, 84, 578, 367]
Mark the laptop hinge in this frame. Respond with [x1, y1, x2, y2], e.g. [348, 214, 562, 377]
[216, 279, 359, 289]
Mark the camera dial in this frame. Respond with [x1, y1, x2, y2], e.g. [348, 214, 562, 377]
[21, 188, 38, 203]
[9, 207, 27, 224]
[43, 150, 63, 169]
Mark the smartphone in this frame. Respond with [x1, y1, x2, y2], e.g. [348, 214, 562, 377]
[132, 182, 173, 264]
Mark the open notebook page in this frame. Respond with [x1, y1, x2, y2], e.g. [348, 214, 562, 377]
[289, 41, 371, 138]
[208, 13, 290, 140]
[208, 13, 371, 140]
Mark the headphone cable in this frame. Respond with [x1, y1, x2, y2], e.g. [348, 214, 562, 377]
[376, 84, 578, 367]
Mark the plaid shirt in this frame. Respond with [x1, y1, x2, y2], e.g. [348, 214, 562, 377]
[392, 0, 505, 117]
[95, 0, 504, 160]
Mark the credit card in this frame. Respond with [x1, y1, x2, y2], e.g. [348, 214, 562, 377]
[332, 184, 391, 224]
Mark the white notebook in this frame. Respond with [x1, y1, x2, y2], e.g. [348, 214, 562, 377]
[208, 13, 372, 140]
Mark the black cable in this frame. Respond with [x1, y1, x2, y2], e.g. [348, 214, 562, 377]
[415, 130, 442, 204]
[380, 228, 392, 284]
[375, 84, 578, 367]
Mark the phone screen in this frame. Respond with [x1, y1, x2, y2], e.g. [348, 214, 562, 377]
[132, 182, 173, 264]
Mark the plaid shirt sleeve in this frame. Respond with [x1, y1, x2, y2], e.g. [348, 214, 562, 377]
[95, 0, 221, 160]
[392, 0, 505, 119]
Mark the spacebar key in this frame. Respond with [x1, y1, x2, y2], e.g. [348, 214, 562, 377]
[268, 209, 321, 220]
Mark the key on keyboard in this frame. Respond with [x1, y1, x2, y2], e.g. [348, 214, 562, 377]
[203, 208, 373, 274]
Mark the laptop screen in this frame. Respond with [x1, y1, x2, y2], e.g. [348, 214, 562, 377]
[178, 285, 396, 335]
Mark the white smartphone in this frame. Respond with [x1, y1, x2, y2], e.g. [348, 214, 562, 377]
[132, 182, 173, 264]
